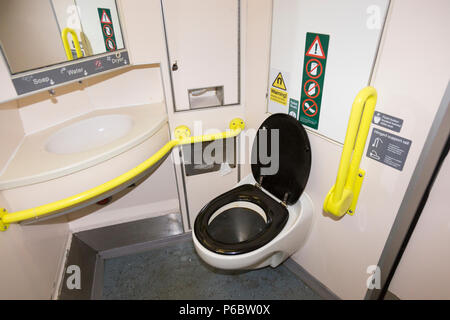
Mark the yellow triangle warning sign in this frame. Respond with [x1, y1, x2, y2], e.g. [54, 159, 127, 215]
[305, 36, 325, 59]
[101, 10, 112, 24]
[272, 72, 287, 91]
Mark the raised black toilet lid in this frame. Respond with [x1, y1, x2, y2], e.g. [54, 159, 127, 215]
[251, 113, 311, 205]
[194, 114, 311, 256]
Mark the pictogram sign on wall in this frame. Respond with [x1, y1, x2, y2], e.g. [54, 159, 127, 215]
[98, 8, 117, 52]
[270, 72, 288, 105]
[299, 32, 329, 129]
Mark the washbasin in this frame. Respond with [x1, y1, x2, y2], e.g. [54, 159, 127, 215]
[46, 114, 134, 154]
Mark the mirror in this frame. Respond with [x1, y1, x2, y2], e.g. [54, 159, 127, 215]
[0, 0, 125, 74]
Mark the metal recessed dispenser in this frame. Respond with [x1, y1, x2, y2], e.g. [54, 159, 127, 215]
[323, 87, 377, 217]
[188, 86, 224, 109]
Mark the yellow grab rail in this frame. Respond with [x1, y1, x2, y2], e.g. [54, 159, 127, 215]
[323, 87, 377, 217]
[0, 118, 245, 231]
[61, 27, 83, 61]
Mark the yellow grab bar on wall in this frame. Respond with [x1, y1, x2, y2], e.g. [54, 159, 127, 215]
[61, 27, 83, 61]
[0, 118, 245, 231]
[323, 87, 377, 218]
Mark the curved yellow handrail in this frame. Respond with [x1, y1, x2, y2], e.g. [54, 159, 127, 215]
[61, 27, 83, 61]
[0, 118, 245, 230]
[323, 87, 377, 217]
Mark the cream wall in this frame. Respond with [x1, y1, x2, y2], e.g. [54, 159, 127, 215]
[117, 0, 164, 65]
[389, 152, 450, 299]
[243, 0, 273, 131]
[0, 102, 69, 299]
[17, 65, 164, 135]
[150, 0, 246, 228]
[243, 0, 450, 299]
[0, 48, 18, 102]
[0, 200, 69, 299]
[0, 43, 71, 298]
[0, 101, 24, 175]
[0, 0, 178, 299]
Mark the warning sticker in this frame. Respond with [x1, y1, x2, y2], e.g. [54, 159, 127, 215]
[269, 70, 289, 106]
[372, 111, 404, 133]
[272, 72, 287, 90]
[100, 10, 112, 24]
[288, 99, 299, 119]
[270, 87, 288, 106]
[299, 32, 330, 130]
[366, 128, 412, 171]
[305, 35, 326, 59]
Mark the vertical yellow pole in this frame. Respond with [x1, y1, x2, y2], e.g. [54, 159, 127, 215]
[61, 28, 83, 61]
[345, 92, 377, 191]
[323, 87, 377, 217]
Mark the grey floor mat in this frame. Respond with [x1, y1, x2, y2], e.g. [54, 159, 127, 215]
[102, 239, 322, 300]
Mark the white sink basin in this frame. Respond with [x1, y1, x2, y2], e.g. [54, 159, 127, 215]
[46, 114, 134, 154]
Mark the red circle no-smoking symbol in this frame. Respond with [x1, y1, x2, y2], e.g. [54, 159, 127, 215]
[302, 99, 318, 117]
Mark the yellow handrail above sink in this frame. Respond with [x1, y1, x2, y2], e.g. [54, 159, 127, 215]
[61, 27, 83, 61]
[323, 87, 377, 218]
[0, 118, 245, 231]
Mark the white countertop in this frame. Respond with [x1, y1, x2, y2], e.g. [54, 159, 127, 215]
[0, 103, 168, 190]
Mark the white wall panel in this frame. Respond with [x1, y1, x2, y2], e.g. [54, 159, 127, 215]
[268, 0, 388, 143]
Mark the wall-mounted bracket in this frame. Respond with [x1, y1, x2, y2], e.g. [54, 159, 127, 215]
[174, 125, 191, 140]
[0, 209, 9, 231]
[347, 169, 365, 216]
[229, 118, 245, 131]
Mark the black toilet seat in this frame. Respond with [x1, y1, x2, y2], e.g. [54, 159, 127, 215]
[194, 113, 311, 256]
[194, 184, 289, 255]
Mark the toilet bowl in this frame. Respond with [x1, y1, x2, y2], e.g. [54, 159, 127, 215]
[192, 114, 314, 270]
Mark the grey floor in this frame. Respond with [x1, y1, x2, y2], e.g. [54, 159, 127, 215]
[102, 239, 322, 300]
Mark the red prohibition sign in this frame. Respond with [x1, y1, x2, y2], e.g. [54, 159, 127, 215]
[302, 99, 318, 117]
[105, 37, 116, 51]
[305, 59, 323, 79]
[103, 24, 114, 38]
[303, 79, 320, 99]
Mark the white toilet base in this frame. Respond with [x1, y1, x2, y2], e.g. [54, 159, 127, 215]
[192, 174, 314, 270]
